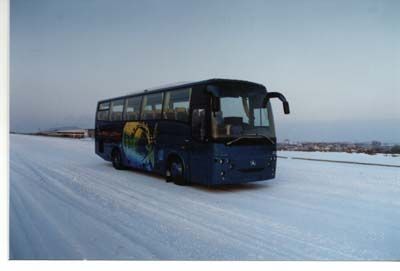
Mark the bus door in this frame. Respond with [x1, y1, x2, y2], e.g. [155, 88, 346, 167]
[190, 107, 210, 183]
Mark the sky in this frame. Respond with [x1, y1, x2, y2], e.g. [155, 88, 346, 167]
[10, 0, 400, 142]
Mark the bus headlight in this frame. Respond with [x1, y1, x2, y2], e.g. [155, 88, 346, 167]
[214, 158, 224, 164]
[214, 157, 226, 164]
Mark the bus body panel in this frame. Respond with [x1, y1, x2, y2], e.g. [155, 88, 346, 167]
[95, 120, 124, 162]
[154, 120, 192, 177]
[95, 79, 282, 185]
[209, 143, 276, 185]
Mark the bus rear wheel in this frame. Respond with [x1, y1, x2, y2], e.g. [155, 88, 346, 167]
[167, 157, 187, 185]
[112, 149, 125, 170]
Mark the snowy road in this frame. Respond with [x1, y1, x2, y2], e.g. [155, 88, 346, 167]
[9, 135, 400, 260]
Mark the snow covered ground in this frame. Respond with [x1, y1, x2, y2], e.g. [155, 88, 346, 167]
[279, 151, 400, 166]
[9, 134, 400, 260]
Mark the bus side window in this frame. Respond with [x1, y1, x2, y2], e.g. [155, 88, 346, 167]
[110, 99, 124, 121]
[163, 88, 191, 122]
[141, 93, 163, 120]
[97, 101, 110, 121]
[125, 96, 142, 121]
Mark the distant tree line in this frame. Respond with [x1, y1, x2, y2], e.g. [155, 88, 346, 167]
[391, 145, 400, 154]
[278, 141, 400, 155]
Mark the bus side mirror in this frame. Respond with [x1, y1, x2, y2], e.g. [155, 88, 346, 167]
[263, 92, 290, 114]
[283, 101, 290, 114]
[192, 109, 206, 141]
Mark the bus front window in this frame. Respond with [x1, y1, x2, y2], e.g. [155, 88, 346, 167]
[211, 94, 275, 140]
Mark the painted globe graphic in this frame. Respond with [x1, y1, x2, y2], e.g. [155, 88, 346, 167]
[122, 122, 155, 170]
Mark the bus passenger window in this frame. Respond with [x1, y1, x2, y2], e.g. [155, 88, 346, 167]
[110, 99, 124, 121]
[163, 88, 191, 122]
[125, 96, 142, 120]
[97, 102, 110, 121]
[141, 93, 163, 120]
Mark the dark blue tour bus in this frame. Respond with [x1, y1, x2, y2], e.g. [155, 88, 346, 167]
[95, 79, 290, 185]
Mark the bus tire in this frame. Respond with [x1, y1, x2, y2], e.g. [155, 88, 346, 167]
[112, 148, 125, 170]
[167, 157, 187, 185]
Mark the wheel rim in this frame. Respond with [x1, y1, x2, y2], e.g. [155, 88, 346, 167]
[171, 161, 183, 179]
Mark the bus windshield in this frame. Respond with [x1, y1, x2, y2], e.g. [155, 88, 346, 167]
[211, 93, 275, 140]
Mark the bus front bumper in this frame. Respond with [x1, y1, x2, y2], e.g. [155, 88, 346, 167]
[209, 155, 276, 185]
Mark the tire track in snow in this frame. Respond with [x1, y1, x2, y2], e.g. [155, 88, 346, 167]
[25, 157, 355, 260]
[9, 135, 400, 260]
[11, 153, 161, 259]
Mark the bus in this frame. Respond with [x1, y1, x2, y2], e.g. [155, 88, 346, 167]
[95, 78, 290, 185]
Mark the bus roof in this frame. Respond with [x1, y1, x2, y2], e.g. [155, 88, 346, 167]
[98, 78, 266, 103]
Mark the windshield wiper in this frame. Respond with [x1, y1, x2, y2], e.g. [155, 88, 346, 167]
[226, 136, 248, 146]
[226, 134, 275, 146]
[245, 133, 276, 145]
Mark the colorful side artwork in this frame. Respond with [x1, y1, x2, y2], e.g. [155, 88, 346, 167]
[122, 122, 156, 171]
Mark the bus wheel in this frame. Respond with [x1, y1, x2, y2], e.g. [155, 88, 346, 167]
[167, 158, 186, 185]
[112, 149, 125, 170]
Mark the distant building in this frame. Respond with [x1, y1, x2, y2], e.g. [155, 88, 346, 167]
[87, 129, 95, 138]
[36, 128, 93, 139]
[284, 139, 290, 144]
